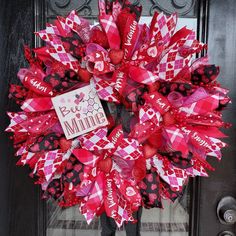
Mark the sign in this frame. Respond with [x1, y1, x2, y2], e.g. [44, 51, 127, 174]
[52, 85, 108, 139]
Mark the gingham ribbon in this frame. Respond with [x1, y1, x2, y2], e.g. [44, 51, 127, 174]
[164, 126, 188, 156]
[129, 66, 159, 85]
[21, 97, 53, 112]
[179, 94, 220, 116]
[100, 14, 121, 50]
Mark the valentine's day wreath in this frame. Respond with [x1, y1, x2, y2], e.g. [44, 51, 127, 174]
[6, 0, 231, 227]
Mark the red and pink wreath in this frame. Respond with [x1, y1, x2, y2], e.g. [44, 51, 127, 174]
[6, 0, 231, 227]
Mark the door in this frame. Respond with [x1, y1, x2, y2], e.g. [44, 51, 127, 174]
[0, 1, 235, 236]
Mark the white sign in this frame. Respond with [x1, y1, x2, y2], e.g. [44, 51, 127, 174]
[52, 85, 108, 139]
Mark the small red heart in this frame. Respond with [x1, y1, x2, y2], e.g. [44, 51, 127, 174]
[57, 46, 63, 51]
[143, 144, 157, 159]
[147, 110, 153, 116]
[109, 49, 124, 65]
[76, 113, 80, 119]
[97, 157, 112, 173]
[78, 68, 92, 83]
[42, 35, 47, 40]
[59, 138, 72, 152]
[151, 184, 157, 190]
[168, 63, 173, 69]
[67, 20, 72, 25]
[132, 167, 146, 181]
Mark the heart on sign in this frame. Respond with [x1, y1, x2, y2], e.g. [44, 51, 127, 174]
[126, 187, 136, 197]
[94, 61, 104, 72]
[42, 35, 47, 40]
[76, 113, 80, 119]
[60, 98, 65, 103]
[74, 93, 84, 105]
[168, 63, 173, 69]
[147, 46, 158, 58]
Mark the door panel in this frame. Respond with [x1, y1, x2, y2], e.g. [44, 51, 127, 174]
[0, 1, 45, 236]
[198, 0, 236, 235]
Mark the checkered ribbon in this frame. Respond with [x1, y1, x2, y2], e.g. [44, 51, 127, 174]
[139, 104, 161, 124]
[129, 66, 159, 85]
[185, 158, 208, 177]
[154, 30, 205, 81]
[79, 201, 97, 225]
[79, 128, 114, 151]
[35, 149, 64, 181]
[164, 126, 188, 156]
[36, 25, 80, 71]
[115, 194, 135, 227]
[114, 138, 142, 161]
[179, 94, 220, 116]
[100, 14, 121, 50]
[206, 137, 227, 160]
[58, 10, 90, 43]
[152, 155, 188, 191]
[92, 76, 120, 103]
[150, 12, 177, 45]
[17, 151, 36, 166]
[21, 97, 53, 112]
[5, 112, 27, 132]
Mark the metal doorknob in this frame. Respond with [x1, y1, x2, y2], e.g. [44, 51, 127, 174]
[217, 196, 236, 225]
[218, 231, 235, 236]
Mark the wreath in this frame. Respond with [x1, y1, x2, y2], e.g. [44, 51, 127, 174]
[6, 0, 230, 227]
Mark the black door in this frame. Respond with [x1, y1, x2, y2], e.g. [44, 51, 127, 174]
[0, 1, 235, 236]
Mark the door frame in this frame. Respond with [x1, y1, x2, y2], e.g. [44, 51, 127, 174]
[33, 1, 210, 235]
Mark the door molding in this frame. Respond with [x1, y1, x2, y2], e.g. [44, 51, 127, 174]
[189, 1, 209, 235]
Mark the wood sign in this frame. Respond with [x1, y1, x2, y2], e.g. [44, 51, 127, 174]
[52, 85, 108, 139]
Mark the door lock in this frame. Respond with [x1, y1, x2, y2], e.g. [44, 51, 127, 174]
[217, 196, 236, 225]
[218, 231, 235, 236]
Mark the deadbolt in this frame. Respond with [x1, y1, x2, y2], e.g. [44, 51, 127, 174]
[217, 196, 236, 225]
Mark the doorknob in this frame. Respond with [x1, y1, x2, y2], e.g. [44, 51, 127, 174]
[217, 196, 236, 225]
[218, 231, 235, 236]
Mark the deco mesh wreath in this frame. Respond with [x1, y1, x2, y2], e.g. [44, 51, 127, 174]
[6, 0, 231, 227]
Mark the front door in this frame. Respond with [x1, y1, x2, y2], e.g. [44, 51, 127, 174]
[0, 1, 235, 236]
